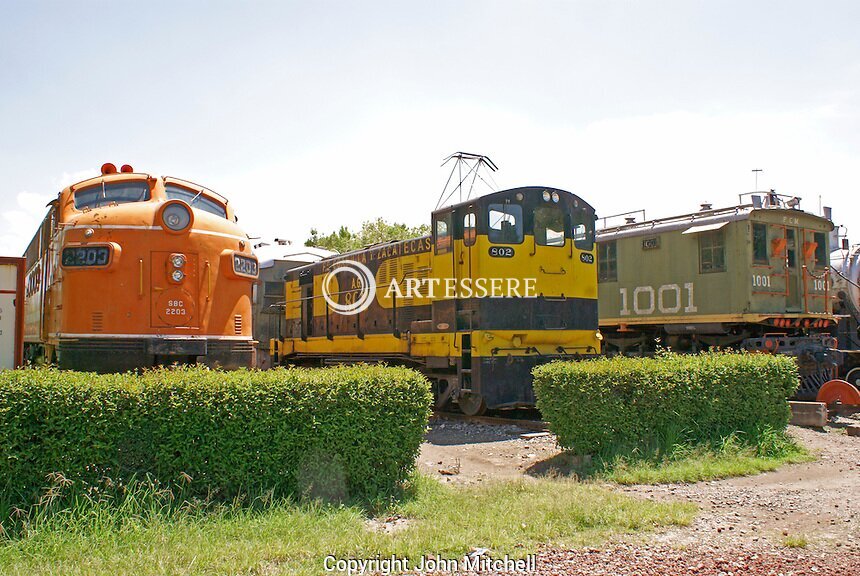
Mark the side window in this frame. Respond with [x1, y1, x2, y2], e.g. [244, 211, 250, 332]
[572, 208, 595, 250]
[534, 206, 566, 247]
[699, 230, 726, 273]
[435, 212, 453, 254]
[463, 212, 476, 247]
[488, 203, 523, 244]
[813, 232, 827, 267]
[752, 222, 768, 264]
[598, 241, 617, 282]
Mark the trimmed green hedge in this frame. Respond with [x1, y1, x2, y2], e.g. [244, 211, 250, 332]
[533, 352, 798, 454]
[0, 366, 432, 504]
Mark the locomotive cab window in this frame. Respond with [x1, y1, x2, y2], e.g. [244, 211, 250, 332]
[165, 185, 228, 219]
[699, 230, 726, 273]
[435, 212, 453, 254]
[74, 181, 151, 210]
[814, 231, 827, 267]
[488, 203, 523, 244]
[463, 212, 477, 247]
[534, 205, 566, 246]
[572, 207, 595, 250]
[752, 222, 769, 264]
[598, 240, 617, 282]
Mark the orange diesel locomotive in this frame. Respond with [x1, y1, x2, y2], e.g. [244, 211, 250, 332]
[23, 163, 258, 371]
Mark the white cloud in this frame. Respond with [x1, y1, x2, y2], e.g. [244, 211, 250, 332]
[0, 191, 55, 257]
[0, 169, 98, 257]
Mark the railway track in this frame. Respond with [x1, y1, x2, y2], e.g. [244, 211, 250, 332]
[432, 410, 549, 431]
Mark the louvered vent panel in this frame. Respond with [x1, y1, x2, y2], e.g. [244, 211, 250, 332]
[401, 262, 415, 307]
[377, 259, 396, 287]
[92, 312, 104, 332]
[234, 315, 243, 335]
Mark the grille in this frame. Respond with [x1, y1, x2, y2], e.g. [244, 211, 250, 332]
[92, 312, 104, 332]
[207, 339, 255, 353]
[59, 339, 146, 352]
[234, 315, 243, 335]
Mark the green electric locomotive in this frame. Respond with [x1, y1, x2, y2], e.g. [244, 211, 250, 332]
[596, 192, 836, 397]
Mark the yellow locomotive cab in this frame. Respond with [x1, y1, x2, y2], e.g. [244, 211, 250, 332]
[272, 186, 600, 414]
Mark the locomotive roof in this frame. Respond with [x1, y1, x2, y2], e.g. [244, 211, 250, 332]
[65, 173, 229, 205]
[597, 203, 832, 242]
[288, 186, 593, 278]
[255, 243, 335, 269]
[431, 185, 595, 216]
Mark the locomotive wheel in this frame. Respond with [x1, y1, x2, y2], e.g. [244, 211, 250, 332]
[816, 379, 860, 407]
[458, 392, 487, 416]
[846, 368, 860, 389]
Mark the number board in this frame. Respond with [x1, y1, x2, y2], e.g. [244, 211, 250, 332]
[233, 254, 259, 277]
[488, 247, 514, 258]
[62, 246, 111, 267]
[642, 237, 661, 250]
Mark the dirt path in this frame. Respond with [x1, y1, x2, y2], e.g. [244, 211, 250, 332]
[418, 415, 860, 553]
[418, 418, 560, 483]
[620, 422, 860, 551]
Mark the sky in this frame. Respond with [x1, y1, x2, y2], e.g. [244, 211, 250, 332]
[1, 0, 858, 255]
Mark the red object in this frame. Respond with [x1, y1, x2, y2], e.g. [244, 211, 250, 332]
[101, 163, 117, 175]
[120, 164, 134, 173]
[817, 379, 860, 407]
[0, 257, 25, 368]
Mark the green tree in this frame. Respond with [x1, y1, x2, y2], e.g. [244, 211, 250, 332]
[305, 218, 430, 253]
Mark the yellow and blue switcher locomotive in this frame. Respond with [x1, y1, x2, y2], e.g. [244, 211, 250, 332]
[271, 186, 600, 415]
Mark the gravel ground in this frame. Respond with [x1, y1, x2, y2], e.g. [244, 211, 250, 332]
[415, 414, 860, 574]
[413, 544, 860, 575]
[619, 422, 860, 551]
[529, 543, 860, 575]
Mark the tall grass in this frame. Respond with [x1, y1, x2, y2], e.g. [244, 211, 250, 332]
[0, 474, 695, 576]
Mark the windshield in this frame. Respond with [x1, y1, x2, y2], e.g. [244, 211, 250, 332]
[488, 203, 523, 244]
[74, 181, 150, 210]
[572, 207, 595, 250]
[534, 205, 566, 246]
[165, 185, 228, 218]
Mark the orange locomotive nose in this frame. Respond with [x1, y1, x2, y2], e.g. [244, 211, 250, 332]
[22, 167, 258, 371]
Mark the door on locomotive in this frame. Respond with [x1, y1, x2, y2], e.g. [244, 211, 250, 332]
[452, 203, 480, 413]
[785, 227, 803, 311]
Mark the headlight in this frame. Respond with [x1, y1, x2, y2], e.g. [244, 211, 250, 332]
[542, 191, 551, 202]
[552, 192, 560, 203]
[171, 254, 186, 268]
[171, 269, 185, 282]
[162, 202, 192, 231]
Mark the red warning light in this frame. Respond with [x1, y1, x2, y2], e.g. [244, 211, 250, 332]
[120, 164, 134, 173]
[101, 163, 117, 175]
